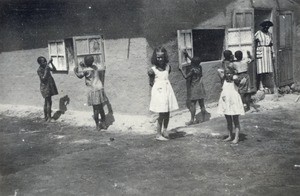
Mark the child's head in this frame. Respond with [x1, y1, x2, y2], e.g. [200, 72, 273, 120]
[84, 55, 94, 67]
[234, 50, 243, 61]
[191, 57, 201, 67]
[151, 47, 169, 67]
[224, 67, 235, 82]
[37, 56, 47, 66]
[223, 50, 233, 61]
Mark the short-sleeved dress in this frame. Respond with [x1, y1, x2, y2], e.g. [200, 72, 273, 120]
[37, 66, 58, 98]
[217, 80, 245, 116]
[149, 65, 179, 113]
[80, 65, 107, 106]
[188, 66, 206, 101]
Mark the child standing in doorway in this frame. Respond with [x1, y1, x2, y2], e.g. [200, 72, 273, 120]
[37, 57, 58, 122]
[217, 50, 245, 144]
[148, 47, 179, 141]
[180, 50, 206, 125]
[74, 55, 107, 131]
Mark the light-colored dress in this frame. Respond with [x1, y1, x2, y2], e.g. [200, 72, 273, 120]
[217, 81, 245, 115]
[149, 65, 179, 113]
[75, 65, 107, 106]
[255, 30, 274, 74]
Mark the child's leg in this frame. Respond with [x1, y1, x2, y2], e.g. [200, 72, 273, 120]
[45, 96, 52, 121]
[232, 115, 240, 144]
[245, 94, 251, 110]
[156, 113, 168, 141]
[186, 100, 196, 125]
[198, 98, 206, 122]
[224, 115, 233, 141]
[162, 112, 170, 138]
[43, 98, 48, 120]
[93, 105, 100, 129]
[98, 103, 107, 129]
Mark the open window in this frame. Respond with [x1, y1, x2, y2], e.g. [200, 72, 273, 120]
[48, 40, 68, 72]
[177, 28, 225, 68]
[48, 35, 106, 73]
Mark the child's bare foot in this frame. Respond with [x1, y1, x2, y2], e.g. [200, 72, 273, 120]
[223, 136, 232, 142]
[156, 135, 169, 141]
[46, 118, 54, 123]
[185, 120, 194, 126]
[162, 131, 169, 138]
[232, 138, 239, 144]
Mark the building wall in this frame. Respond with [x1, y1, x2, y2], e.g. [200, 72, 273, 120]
[0, 37, 150, 115]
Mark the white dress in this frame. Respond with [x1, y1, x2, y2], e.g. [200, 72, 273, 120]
[149, 65, 179, 113]
[217, 81, 245, 115]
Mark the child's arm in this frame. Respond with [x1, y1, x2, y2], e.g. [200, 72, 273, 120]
[38, 66, 51, 82]
[48, 58, 57, 71]
[148, 68, 155, 87]
[183, 50, 192, 61]
[179, 67, 194, 79]
[73, 62, 85, 79]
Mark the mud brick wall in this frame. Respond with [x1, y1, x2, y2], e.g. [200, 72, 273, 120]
[0, 38, 150, 115]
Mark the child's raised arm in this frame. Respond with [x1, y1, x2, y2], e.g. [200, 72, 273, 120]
[74, 62, 85, 79]
[47, 58, 57, 71]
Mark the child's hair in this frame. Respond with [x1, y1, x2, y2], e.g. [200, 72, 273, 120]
[223, 50, 233, 61]
[234, 50, 243, 61]
[84, 55, 94, 66]
[191, 57, 201, 67]
[37, 56, 46, 64]
[151, 47, 169, 65]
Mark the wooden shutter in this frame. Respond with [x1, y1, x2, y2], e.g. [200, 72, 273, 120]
[278, 11, 294, 86]
[177, 30, 193, 69]
[73, 35, 105, 70]
[48, 40, 68, 72]
[233, 9, 254, 28]
[227, 27, 256, 92]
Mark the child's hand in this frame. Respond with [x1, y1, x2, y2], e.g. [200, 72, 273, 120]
[183, 50, 188, 58]
[48, 58, 53, 64]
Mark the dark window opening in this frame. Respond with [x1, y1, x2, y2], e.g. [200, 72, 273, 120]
[192, 29, 225, 62]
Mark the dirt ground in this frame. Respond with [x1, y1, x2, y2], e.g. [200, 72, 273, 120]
[1, 94, 300, 196]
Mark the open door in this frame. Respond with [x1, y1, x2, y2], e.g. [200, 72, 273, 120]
[277, 11, 294, 86]
[227, 27, 256, 92]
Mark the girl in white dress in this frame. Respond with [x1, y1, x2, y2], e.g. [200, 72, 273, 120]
[217, 50, 245, 144]
[148, 47, 179, 141]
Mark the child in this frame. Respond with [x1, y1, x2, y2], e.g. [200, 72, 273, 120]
[217, 51, 245, 144]
[74, 55, 107, 131]
[37, 56, 58, 122]
[180, 50, 206, 125]
[148, 47, 179, 141]
[217, 50, 234, 84]
[232, 50, 251, 111]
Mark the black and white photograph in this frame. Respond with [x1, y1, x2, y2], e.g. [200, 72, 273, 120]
[0, 0, 300, 195]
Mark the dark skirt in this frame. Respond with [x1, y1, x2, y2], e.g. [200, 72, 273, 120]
[40, 76, 58, 98]
[236, 73, 251, 94]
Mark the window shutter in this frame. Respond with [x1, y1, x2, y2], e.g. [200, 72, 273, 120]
[177, 29, 193, 69]
[73, 35, 106, 70]
[233, 9, 254, 28]
[48, 40, 68, 72]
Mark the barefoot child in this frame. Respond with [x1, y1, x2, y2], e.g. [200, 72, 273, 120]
[180, 50, 206, 125]
[217, 50, 245, 144]
[74, 55, 107, 130]
[148, 47, 179, 141]
[37, 57, 58, 122]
